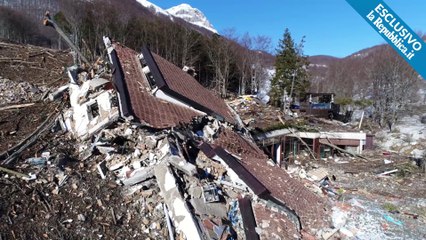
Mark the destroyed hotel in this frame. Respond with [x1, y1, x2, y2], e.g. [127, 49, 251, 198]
[2, 2, 426, 240]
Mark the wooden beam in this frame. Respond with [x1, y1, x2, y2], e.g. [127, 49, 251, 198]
[0, 166, 29, 179]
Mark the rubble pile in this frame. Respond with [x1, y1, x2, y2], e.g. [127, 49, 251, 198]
[90, 120, 254, 239]
[285, 151, 426, 239]
[0, 114, 252, 239]
[227, 95, 283, 131]
[2, 40, 331, 239]
[0, 141, 167, 239]
[5, 37, 424, 239]
[227, 95, 354, 133]
[0, 77, 48, 105]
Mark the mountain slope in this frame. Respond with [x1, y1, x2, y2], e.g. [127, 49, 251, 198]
[308, 45, 386, 96]
[308, 43, 425, 98]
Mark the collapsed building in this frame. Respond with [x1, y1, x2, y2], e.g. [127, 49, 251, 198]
[256, 129, 374, 165]
[50, 37, 331, 239]
[1, 12, 423, 240]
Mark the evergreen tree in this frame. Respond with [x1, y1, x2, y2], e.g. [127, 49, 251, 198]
[270, 28, 310, 108]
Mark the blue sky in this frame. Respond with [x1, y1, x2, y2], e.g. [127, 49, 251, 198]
[149, 0, 426, 58]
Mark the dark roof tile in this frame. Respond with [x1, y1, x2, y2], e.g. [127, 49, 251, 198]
[214, 147, 269, 196]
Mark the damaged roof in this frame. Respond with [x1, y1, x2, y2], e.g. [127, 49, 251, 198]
[111, 44, 202, 129]
[253, 202, 301, 239]
[110, 43, 236, 128]
[198, 142, 269, 196]
[238, 196, 260, 240]
[142, 48, 236, 124]
[213, 128, 329, 232]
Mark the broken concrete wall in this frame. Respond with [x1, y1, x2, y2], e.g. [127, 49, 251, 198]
[66, 78, 119, 139]
[155, 163, 202, 240]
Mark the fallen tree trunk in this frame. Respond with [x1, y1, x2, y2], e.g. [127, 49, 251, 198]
[0, 111, 58, 165]
[0, 103, 35, 111]
[0, 166, 28, 178]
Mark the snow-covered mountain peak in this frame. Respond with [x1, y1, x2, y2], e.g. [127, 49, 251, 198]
[136, 0, 170, 17]
[166, 3, 217, 33]
[135, 1, 218, 33]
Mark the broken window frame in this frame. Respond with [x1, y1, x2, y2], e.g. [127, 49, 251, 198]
[87, 101, 100, 120]
[202, 183, 220, 203]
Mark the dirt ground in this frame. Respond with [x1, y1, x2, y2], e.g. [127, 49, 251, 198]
[0, 102, 60, 154]
[0, 41, 72, 157]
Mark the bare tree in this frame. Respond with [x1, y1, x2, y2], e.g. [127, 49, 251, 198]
[207, 29, 236, 98]
[57, 0, 86, 51]
[233, 33, 272, 96]
[235, 32, 252, 95]
[0, 6, 38, 44]
[250, 35, 272, 94]
[180, 27, 200, 67]
[369, 46, 420, 130]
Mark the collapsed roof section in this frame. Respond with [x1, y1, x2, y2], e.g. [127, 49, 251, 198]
[142, 48, 236, 123]
[212, 128, 329, 231]
[109, 44, 202, 128]
[197, 142, 269, 197]
[106, 39, 235, 129]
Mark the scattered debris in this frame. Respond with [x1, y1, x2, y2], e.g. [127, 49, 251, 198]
[202, 183, 220, 203]
[1, 34, 424, 240]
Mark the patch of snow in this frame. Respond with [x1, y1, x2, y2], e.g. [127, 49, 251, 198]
[135, 1, 217, 33]
[412, 86, 426, 105]
[335, 196, 420, 240]
[411, 149, 424, 158]
[136, 0, 171, 18]
[395, 115, 426, 141]
[166, 3, 217, 33]
[309, 63, 328, 68]
[351, 52, 369, 58]
[164, 170, 175, 192]
[377, 115, 426, 154]
[257, 68, 274, 104]
[332, 206, 348, 228]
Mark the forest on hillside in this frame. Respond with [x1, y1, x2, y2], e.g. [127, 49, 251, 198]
[0, 0, 274, 97]
[1, 0, 423, 130]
